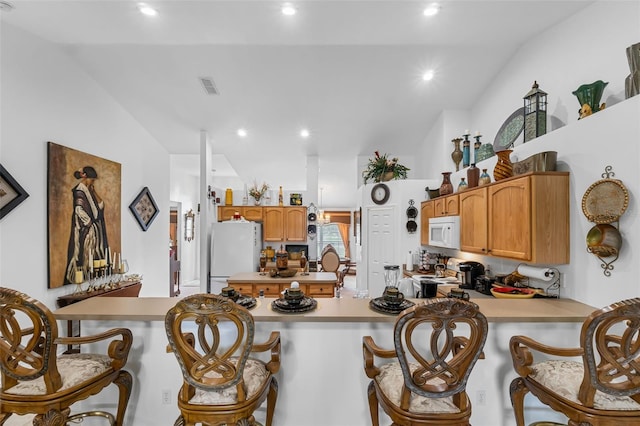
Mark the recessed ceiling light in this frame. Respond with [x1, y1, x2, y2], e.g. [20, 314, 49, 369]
[237, 129, 248, 138]
[138, 3, 158, 16]
[423, 3, 440, 17]
[422, 69, 435, 81]
[282, 3, 296, 16]
[300, 129, 310, 138]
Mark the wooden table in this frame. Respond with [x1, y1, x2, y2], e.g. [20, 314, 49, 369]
[226, 271, 337, 298]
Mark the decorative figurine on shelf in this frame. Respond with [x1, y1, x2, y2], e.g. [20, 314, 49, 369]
[451, 138, 463, 171]
[572, 80, 608, 120]
[462, 132, 471, 167]
[278, 186, 284, 206]
[524, 81, 548, 142]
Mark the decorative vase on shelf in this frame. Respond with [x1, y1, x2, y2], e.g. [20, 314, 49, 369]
[462, 135, 471, 167]
[467, 163, 479, 188]
[451, 138, 463, 172]
[479, 169, 491, 186]
[439, 172, 454, 196]
[458, 177, 468, 192]
[493, 150, 513, 181]
[253, 197, 262, 206]
[572, 80, 608, 119]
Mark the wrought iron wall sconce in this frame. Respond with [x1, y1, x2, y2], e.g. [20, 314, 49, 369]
[582, 166, 629, 276]
[406, 199, 417, 233]
[184, 209, 195, 242]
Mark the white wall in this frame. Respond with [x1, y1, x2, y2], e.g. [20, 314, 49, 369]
[0, 24, 171, 307]
[169, 155, 200, 285]
[419, 1, 640, 309]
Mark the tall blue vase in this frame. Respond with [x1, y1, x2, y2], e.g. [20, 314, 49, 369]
[462, 138, 470, 167]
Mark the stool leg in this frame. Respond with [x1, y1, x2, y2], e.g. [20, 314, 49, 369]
[509, 377, 528, 426]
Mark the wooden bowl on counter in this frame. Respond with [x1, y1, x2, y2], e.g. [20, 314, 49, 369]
[490, 287, 536, 299]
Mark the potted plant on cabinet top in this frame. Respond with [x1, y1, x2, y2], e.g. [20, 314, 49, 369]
[363, 151, 410, 183]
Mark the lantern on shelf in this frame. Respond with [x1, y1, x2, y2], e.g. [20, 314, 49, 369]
[523, 81, 547, 142]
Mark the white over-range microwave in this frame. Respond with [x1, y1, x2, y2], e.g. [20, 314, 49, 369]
[428, 216, 461, 249]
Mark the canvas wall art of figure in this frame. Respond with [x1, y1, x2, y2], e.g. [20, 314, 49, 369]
[47, 142, 121, 289]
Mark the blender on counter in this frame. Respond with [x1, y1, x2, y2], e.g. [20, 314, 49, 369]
[383, 265, 400, 292]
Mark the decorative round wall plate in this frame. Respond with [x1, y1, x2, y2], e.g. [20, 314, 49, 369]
[406, 201, 418, 218]
[582, 178, 628, 224]
[493, 107, 525, 151]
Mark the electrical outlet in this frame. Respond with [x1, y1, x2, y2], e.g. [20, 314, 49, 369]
[476, 390, 486, 406]
[162, 389, 171, 405]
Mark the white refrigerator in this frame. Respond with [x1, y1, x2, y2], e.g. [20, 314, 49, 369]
[209, 221, 262, 293]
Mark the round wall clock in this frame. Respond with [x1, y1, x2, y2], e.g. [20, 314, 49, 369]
[371, 183, 390, 205]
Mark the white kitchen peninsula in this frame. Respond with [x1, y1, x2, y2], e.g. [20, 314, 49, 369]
[54, 296, 595, 426]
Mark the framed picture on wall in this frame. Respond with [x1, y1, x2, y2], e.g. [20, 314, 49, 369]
[129, 186, 159, 231]
[0, 163, 29, 220]
[47, 142, 122, 289]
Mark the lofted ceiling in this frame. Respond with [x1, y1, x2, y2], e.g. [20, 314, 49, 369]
[2, 0, 593, 206]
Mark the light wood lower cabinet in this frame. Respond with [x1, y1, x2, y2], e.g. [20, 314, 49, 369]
[459, 172, 569, 264]
[228, 282, 334, 298]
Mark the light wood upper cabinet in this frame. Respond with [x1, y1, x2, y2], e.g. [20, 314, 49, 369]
[459, 187, 488, 254]
[488, 177, 532, 260]
[263, 207, 307, 242]
[243, 206, 263, 222]
[263, 207, 285, 241]
[218, 206, 238, 221]
[283, 207, 307, 241]
[217, 206, 263, 222]
[433, 194, 459, 216]
[458, 172, 569, 264]
[420, 201, 435, 245]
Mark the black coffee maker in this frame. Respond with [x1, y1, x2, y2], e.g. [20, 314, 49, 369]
[458, 261, 485, 289]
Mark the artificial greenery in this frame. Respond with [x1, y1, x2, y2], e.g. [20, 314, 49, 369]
[362, 151, 410, 183]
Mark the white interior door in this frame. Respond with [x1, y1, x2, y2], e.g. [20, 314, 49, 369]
[367, 207, 396, 297]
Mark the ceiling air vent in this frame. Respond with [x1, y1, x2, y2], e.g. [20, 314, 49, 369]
[199, 77, 219, 95]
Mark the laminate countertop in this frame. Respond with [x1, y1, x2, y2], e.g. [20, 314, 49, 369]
[54, 295, 596, 324]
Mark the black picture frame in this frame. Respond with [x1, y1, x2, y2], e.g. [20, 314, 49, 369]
[0, 163, 29, 220]
[129, 187, 159, 231]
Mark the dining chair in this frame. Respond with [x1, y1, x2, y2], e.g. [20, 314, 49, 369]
[165, 293, 281, 426]
[510, 297, 640, 426]
[363, 298, 488, 425]
[0, 286, 133, 425]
